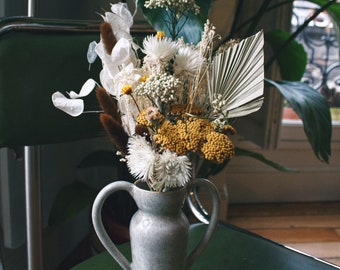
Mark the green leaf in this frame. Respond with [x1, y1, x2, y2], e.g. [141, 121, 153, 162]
[48, 182, 97, 226]
[196, 158, 231, 178]
[138, 0, 212, 44]
[266, 79, 332, 163]
[265, 30, 307, 81]
[307, 0, 340, 58]
[235, 147, 297, 172]
[196, 143, 295, 177]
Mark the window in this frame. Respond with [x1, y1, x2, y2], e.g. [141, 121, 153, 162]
[211, 0, 340, 204]
[283, 0, 340, 123]
[280, 0, 340, 150]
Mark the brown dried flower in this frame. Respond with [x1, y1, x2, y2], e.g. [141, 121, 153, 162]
[100, 22, 117, 55]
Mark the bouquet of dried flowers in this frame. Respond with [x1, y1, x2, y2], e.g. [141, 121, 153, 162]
[52, 1, 264, 192]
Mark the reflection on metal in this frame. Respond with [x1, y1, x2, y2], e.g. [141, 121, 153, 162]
[187, 181, 213, 224]
[187, 189, 210, 224]
[25, 146, 42, 270]
[292, 1, 340, 107]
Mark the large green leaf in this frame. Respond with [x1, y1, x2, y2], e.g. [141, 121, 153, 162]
[48, 181, 97, 226]
[138, 0, 212, 44]
[265, 30, 307, 81]
[195, 146, 295, 178]
[196, 158, 231, 178]
[235, 147, 297, 172]
[266, 79, 332, 163]
[308, 0, 340, 58]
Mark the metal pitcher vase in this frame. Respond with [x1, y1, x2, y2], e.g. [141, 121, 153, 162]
[92, 178, 220, 270]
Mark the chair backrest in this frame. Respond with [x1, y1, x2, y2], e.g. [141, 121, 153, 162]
[0, 17, 104, 148]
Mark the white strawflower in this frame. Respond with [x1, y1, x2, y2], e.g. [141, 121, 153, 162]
[142, 35, 178, 69]
[126, 135, 157, 181]
[174, 46, 203, 77]
[154, 150, 191, 191]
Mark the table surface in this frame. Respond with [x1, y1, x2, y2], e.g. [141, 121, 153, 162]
[72, 223, 340, 270]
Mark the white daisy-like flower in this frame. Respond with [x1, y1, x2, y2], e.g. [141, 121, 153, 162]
[142, 35, 178, 64]
[174, 46, 203, 77]
[126, 135, 157, 181]
[154, 150, 191, 190]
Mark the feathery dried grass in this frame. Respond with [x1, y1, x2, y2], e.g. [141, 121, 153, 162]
[100, 113, 128, 154]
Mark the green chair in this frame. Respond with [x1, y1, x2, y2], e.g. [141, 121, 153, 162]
[0, 16, 104, 270]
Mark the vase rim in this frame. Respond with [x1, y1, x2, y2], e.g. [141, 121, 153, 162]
[134, 179, 187, 195]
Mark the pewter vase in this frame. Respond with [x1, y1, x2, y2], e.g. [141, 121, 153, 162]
[92, 178, 220, 270]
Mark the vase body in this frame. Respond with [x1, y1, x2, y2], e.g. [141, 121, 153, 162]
[92, 178, 220, 270]
[130, 181, 189, 270]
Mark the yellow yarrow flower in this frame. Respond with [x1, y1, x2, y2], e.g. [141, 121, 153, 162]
[137, 108, 165, 127]
[185, 118, 214, 152]
[201, 132, 235, 164]
[222, 124, 237, 135]
[137, 110, 151, 127]
[154, 120, 187, 155]
[155, 117, 214, 155]
[154, 116, 235, 162]
[169, 104, 204, 116]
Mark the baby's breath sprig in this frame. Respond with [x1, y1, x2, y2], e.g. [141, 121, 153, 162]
[135, 73, 181, 113]
[144, 0, 200, 16]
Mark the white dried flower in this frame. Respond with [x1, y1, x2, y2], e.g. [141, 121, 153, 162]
[154, 150, 191, 191]
[174, 45, 203, 77]
[142, 35, 178, 72]
[126, 135, 157, 181]
[212, 94, 227, 114]
[198, 20, 218, 59]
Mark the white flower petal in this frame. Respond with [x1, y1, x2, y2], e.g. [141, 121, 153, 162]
[68, 79, 96, 99]
[95, 38, 136, 80]
[110, 3, 133, 29]
[51, 92, 84, 117]
[110, 38, 132, 64]
[87, 41, 98, 64]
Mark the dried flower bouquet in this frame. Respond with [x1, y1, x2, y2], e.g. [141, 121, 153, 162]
[52, 1, 264, 192]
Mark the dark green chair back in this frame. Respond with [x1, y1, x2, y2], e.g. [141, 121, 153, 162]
[0, 17, 104, 148]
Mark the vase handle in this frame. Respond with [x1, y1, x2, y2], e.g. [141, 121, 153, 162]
[92, 181, 134, 270]
[186, 178, 220, 269]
